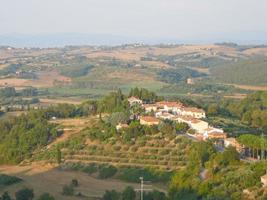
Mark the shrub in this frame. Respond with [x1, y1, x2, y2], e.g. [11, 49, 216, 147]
[15, 188, 34, 200]
[71, 179, 79, 187]
[98, 165, 117, 179]
[37, 193, 55, 200]
[0, 174, 22, 186]
[113, 146, 122, 151]
[119, 168, 172, 183]
[1, 192, 12, 200]
[130, 146, 139, 152]
[121, 186, 136, 200]
[82, 164, 98, 174]
[103, 190, 120, 200]
[62, 185, 74, 196]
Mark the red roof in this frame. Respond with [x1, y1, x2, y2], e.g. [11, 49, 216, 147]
[140, 116, 160, 123]
[156, 101, 183, 108]
[182, 107, 205, 113]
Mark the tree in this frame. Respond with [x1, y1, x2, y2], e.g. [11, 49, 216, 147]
[207, 104, 219, 116]
[107, 112, 129, 126]
[121, 186, 136, 200]
[56, 147, 61, 164]
[15, 188, 34, 200]
[103, 190, 120, 200]
[37, 193, 55, 200]
[1, 192, 12, 200]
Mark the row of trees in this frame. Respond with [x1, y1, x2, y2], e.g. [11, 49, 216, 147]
[103, 186, 167, 200]
[0, 188, 54, 200]
[128, 87, 162, 103]
[0, 87, 38, 98]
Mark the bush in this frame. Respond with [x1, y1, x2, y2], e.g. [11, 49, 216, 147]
[98, 165, 118, 179]
[121, 186, 136, 200]
[1, 192, 12, 200]
[15, 188, 34, 200]
[113, 146, 122, 151]
[119, 168, 172, 183]
[130, 146, 139, 152]
[37, 193, 55, 200]
[0, 174, 22, 186]
[71, 179, 79, 187]
[82, 164, 98, 174]
[103, 190, 121, 200]
[62, 185, 74, 196]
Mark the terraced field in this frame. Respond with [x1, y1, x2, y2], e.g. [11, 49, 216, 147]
[59, 134, 190, 171]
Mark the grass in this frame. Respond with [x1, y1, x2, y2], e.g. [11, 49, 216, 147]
[0, 164, 142, 200]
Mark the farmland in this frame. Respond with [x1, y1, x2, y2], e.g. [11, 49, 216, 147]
[0, 44, 266, 104]
[0, 164, 143, 200]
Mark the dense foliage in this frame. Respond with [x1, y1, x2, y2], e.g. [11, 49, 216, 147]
[211, 58, 267, 85]
[129, 87, 161, 103]
[157, 68, 205, 84]
[58, 56, 94, 78]
[0, 110, 60, 164]
[0, 174, 22, 186]
[207, 91, 267, 128]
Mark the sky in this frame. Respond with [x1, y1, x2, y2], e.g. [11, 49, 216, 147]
[1, 0, 267, 45]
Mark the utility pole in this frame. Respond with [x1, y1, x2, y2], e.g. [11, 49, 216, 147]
[261, 129, 265, 160]
[135, 177, 152, 200]
[140, 177, 143, 200]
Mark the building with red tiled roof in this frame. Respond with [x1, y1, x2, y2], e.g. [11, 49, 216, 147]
[155, 101, 183, 113]
[140, 116, 160, 126]
[203, 127, 227, 140]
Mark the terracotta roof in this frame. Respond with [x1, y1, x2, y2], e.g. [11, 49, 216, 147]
[143, 104, 157, 108]
[182, 107, 205, 113]
[225, 138, 237, 142]
[156, 101, 183, 108]
[140, 116, 160, 123]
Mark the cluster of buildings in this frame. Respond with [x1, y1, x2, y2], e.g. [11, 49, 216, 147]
[127, 97, 228, 141]
[121, 96, 246, 155]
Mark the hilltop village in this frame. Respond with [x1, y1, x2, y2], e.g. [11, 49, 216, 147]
[124, 96, 241, 151]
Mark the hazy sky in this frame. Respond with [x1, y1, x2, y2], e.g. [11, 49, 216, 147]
[1, 0, 267, 41]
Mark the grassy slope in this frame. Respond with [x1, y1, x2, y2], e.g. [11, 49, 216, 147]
[210, 58, 267, 86]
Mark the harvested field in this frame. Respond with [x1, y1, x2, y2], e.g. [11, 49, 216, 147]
[0, 70, 71, 88]
[0, 164, 142, 200]
[231, 84, 267, 91]
[0, 78, 28, 87]
[38, 98, 82, 105]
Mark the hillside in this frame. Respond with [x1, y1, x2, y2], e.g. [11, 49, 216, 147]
[210, 58, 267, 86]
[0, 44, 267, 101]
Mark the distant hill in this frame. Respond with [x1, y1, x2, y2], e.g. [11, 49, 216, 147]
[210, 58, 267, 86]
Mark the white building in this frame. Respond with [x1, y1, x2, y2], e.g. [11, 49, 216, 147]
[156, 112, 175, 120]
[174, 116, 208, 134]
[143, 104, 158, 113]
[155, 101, 183, 114]
[179, 107, 206, 119]
[128, 97, 143, 106]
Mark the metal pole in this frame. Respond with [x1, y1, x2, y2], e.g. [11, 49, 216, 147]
[262, 132, 264, 160]
[140, 177, 143, 200]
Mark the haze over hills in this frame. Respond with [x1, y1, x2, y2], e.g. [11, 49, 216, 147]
[1, 32, 267, 48]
